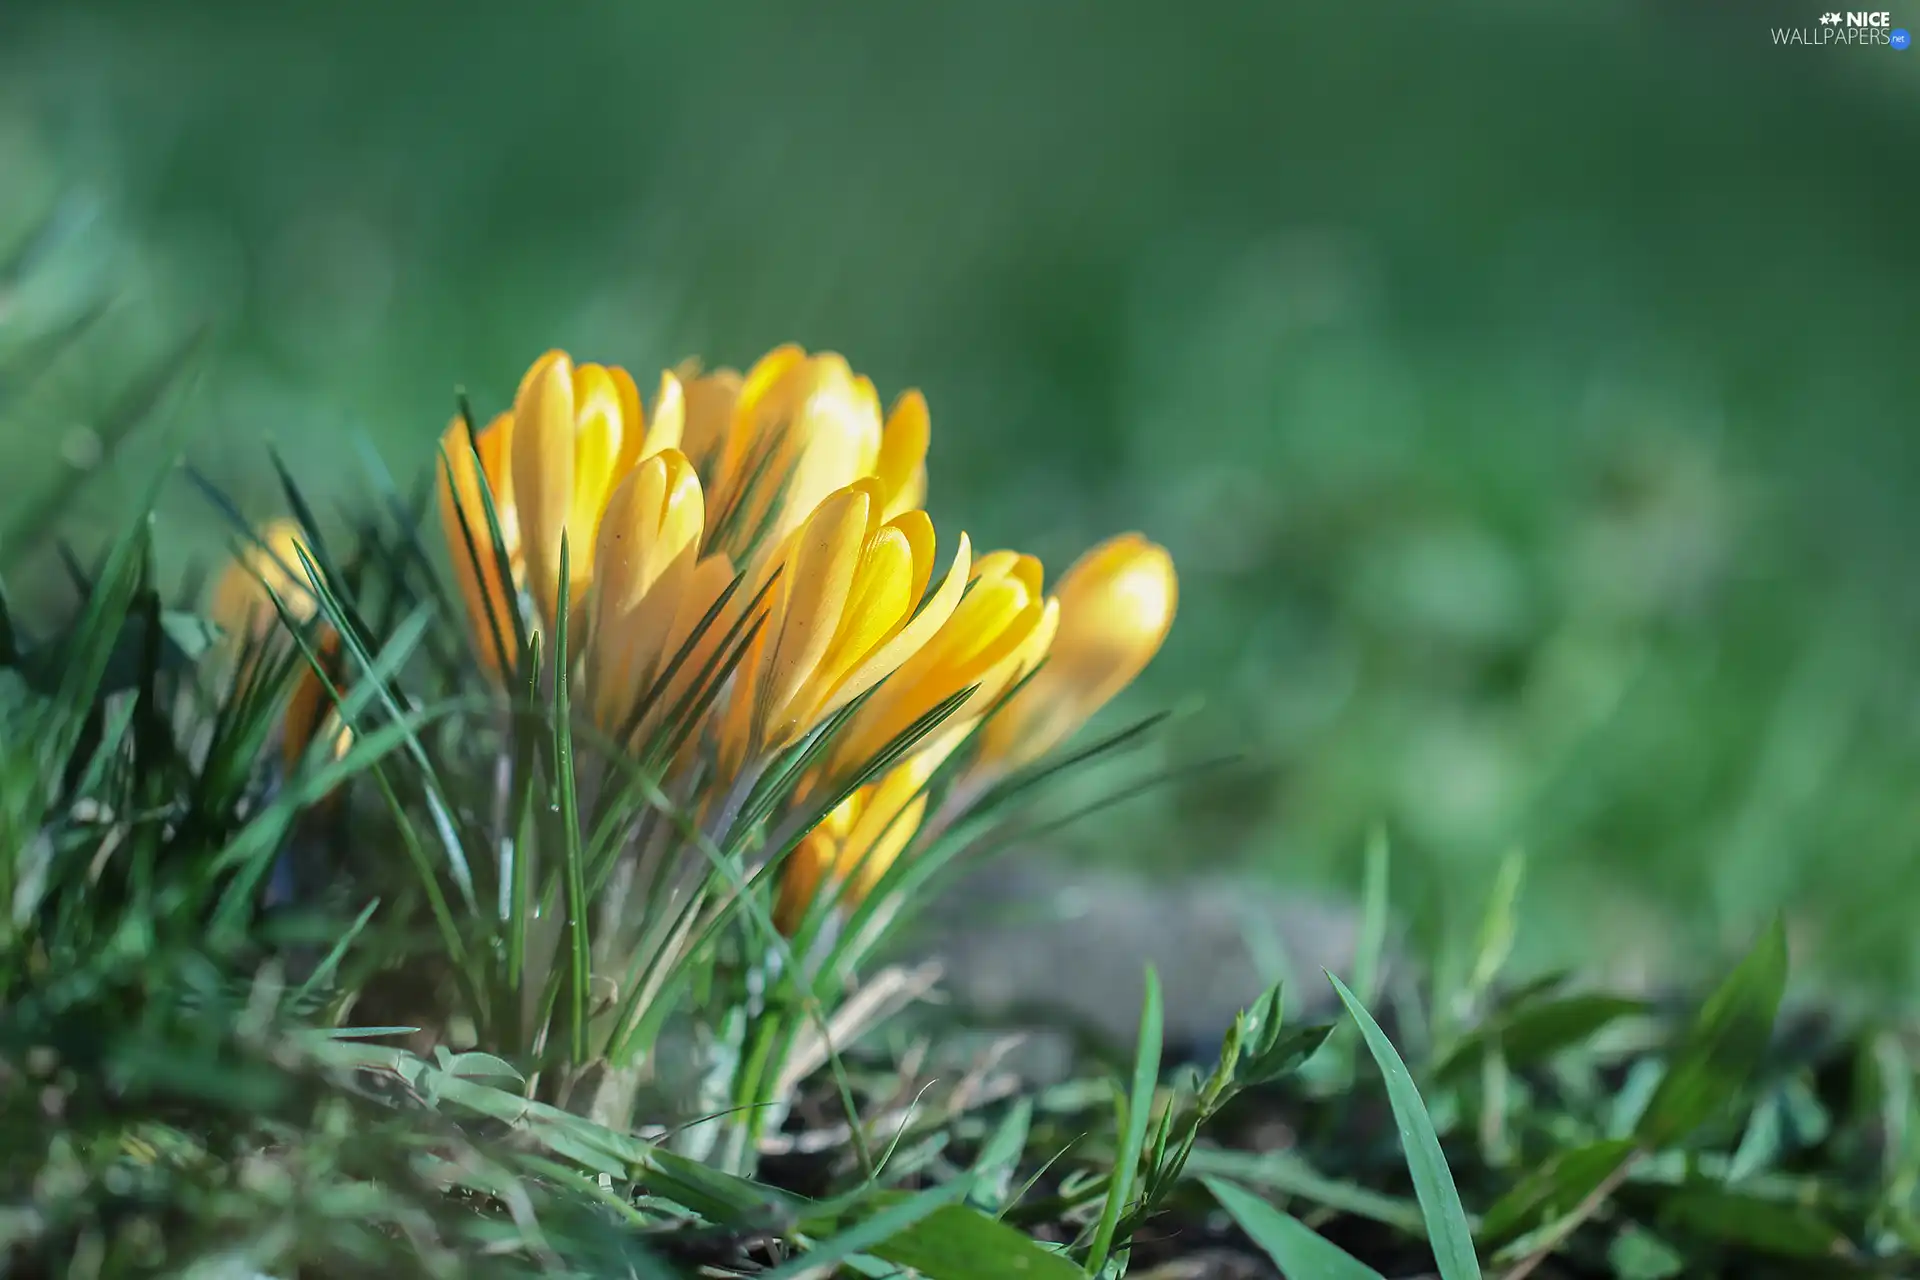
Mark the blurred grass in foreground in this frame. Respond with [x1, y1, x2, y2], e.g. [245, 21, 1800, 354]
[3, 0, 1919, 988]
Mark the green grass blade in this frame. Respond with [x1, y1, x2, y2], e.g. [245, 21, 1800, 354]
[0, 327, 206, 567]
[291, 897, 381, 1007]
[798, 1192, 1083, 1280]
[1634, 916, 1789, 1151]
[1352, 826, 1391, 1005]
[764, 1177, 973, 1279]
[1085, 964, 1163, 1274]
[553, 536, 591, 1066]
[0, 575, 19, 666]
[1328, 971, 1482, 1280]
[1205, 1176, 1388, 1280]
[968, 1097, 1033, 1216]
[1477, 1138, 1638, 1245]
[207, 706, 445, 935]
[40, 513, 150, 779]
[1182, 1149, 1424, 1233]
[289, 542, 478, 911]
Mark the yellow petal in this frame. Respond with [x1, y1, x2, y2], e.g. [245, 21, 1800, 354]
[607, 364, 648, 477]
[473, 410, 519, 554]
[283, 628, 348, 772]
[840, 745, 949, 895]
[829, 551, 1042, 771]
[774, 832, 835, 936]
[761, 484, 871, 744]
[875, 390, 930, 520]
[720, 344, 808, 495]
[773, 357, 885, 541]
[645, 370, 686, 459]
[888, 509, 937, 607]
[823, 530, 973, 720]
[716, 571, 779, 779]
[976, 534, 1176, 771]
[586, 451, 704, 733]
[649, 550, 738, 725]
[680, 365, 741, 475]
[511, 349, 578, 632]
[796, 522, 916, 727]
[211, 518, 317, 645]
[569, 362, 627, 587]
[847, 794, 926, 900]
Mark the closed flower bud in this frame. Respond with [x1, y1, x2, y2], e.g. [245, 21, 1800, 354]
[510, 349, 670, 633]
[210, 518, 318, 644]
[709, 347, 887, 555]
[585, 450, 705, 737]
[976, 533, 1176, 772]
[722, 479, 971, 766]
[829, 549, 1055, 776]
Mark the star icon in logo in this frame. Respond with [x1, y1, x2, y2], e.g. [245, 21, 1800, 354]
[1892, 26, 1913, 48]
[1821, 11, 1843, 22]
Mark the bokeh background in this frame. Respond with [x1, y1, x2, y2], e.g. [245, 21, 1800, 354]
[5, 1, 1919, 991]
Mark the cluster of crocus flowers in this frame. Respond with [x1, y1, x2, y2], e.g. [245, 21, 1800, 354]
[430, 344, 1178, 935]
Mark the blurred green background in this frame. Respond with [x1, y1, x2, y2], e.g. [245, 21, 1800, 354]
[5, 1, 1919, 990]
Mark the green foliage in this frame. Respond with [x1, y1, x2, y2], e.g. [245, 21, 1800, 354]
[2, 184, 1917, 1277]
[1205, 1176, 1386, 1280]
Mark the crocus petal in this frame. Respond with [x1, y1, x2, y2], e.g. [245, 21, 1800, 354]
[976, 533, 1176, 771]
[791, 523, 916, 733]
[680, 365, 741, 475]
[436, 413, 519, 676]
[888, 509, 937, 607]
[842, 744, 948, 886]
[720, 343, 808, 495]
[773, 356, 885, 541]
[650, 551, 738, 722]
[823, 531, 972, 720]
[875, 390, 930, 520]
[569, 362, 627, 581]
[774, 832, 835, 935]
[211, 518, 317, 644]
[645, 371, 686, 459]
[473, 411, 518, 550]
[829, 550, 1043, 771]
[600, 364, 645, 477]
[587, 450, 704, 734]
[283, 629, 350, 771]
[511, 349, 578, 631]
[762, 485, 870, 742]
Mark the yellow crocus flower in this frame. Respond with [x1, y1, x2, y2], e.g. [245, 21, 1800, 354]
[585, 449, 705, 737]
[708, 347, 885, 551]
[773, 745, 948, 935]
[722, 479, 972, 767]
[975, 533, 1176, 773]
[209, 518, 317, 643]
[510, 349, 672, 633]
[435, 410, 521, 677]
[827, 549, 1056, 776]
